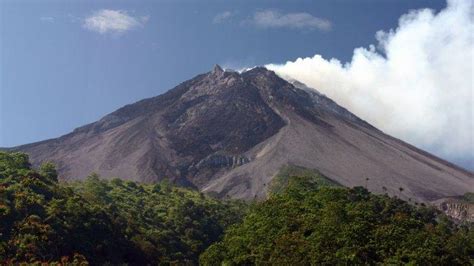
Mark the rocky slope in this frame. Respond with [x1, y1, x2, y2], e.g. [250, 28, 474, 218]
[432, 197, 474, 222]
[12, 65, 474, 202]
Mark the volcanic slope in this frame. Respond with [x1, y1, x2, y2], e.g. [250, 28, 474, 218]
[14, 65, 473, 202]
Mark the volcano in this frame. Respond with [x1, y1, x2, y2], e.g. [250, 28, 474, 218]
[13, 65, 473, 202]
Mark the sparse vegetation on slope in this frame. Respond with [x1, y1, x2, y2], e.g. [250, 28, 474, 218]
[269, 165, 339, 195]
[461, 192, 474, 203]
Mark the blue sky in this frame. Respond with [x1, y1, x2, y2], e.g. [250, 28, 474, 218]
[5, 0, 470, 168]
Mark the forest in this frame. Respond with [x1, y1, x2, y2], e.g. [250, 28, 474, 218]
[0, 151, 473, 265]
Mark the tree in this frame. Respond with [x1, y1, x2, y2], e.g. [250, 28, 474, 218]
[399, 187, 404, 198]
[201, 176, 474, 265]
[39, 162, 58, 183]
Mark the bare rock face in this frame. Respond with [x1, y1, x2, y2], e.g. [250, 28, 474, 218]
[433, 198, 474, 222]
[12, 65, 474, 202]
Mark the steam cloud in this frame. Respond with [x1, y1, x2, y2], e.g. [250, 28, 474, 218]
[267, 0, 473, 168]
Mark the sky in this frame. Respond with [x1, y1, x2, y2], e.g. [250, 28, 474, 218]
[1, 0, 472, 169]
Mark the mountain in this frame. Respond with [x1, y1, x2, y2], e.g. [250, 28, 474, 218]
[12, 65, 473, 203]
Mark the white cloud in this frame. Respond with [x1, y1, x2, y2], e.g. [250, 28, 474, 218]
[251, 10, 331, 31]
[83, 9, 148, 34]
[267, 0, 473, 166]
[213, 11, 234, 24]
[40, 16, 54, 22]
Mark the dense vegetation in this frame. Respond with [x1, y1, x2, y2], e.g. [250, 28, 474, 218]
[201, 175, 474, 265]
[0, 152, 245, 264]
[461, 192, 474, 203]
[1, 151, 473, 265]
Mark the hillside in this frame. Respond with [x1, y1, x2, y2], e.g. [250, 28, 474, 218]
[1, 151, 472, 264]
[0, 152, 245, 264]
[201, 175, 474, 265]
[12, 65, 474, 203]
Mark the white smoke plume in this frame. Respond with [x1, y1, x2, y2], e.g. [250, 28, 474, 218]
[267, 0, 473, 169]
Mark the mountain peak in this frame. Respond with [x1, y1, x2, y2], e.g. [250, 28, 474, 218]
[14, 66, 474, 203]
[212, 64, 224, 75]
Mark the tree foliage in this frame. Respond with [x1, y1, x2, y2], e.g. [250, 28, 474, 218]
[1, 151, 472, 265]
[200, 176, 474, 265]
[0, 152, 245, 264]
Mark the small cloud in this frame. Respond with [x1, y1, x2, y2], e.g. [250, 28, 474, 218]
[83, 9, 148, 34]
[213, 11, 234, 24]
[40, 16, 55, 23]
[68, 13, 82, 23]
[250, 10, 331, 31]
[141, 15, 150, 23]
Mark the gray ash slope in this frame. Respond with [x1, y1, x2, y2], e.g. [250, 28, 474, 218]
[14, 65, 473, 202]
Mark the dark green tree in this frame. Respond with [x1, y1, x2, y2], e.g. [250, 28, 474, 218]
[39, 162, 58, 183]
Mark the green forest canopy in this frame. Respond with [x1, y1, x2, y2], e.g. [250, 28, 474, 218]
[0, 151, 472, 265]
[0, 152, 245, 264]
